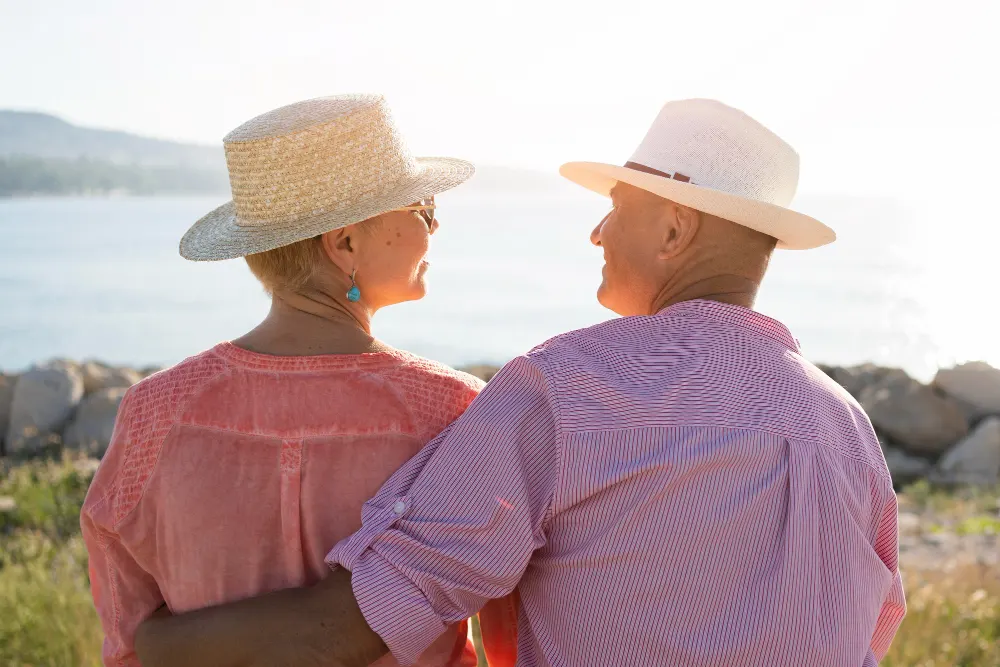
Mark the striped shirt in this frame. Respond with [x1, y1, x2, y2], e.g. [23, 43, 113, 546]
[328, 300, 907, 666]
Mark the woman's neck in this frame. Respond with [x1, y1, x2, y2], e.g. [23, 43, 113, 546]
[232, 290, 395, 357]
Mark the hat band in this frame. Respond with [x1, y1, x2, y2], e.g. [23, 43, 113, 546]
[624, 161, 697, 185]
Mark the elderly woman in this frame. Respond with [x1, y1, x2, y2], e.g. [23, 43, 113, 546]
[80, 95, 513, 667]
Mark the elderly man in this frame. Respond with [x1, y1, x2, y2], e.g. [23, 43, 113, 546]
[134, 99, 905, 667]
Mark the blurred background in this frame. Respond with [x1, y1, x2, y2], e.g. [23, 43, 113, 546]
[1, 2, 999, 666]
[2, 0, 998, 379]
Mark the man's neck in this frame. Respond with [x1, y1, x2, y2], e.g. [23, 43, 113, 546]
[651, 274, 760, 314]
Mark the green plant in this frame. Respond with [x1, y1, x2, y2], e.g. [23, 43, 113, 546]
[0, 457, 997, 666]
[0, 531, 102, 666]
[884, 566, 1000, 667]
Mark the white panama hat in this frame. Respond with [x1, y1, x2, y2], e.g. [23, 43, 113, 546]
[560, 99, 835, 250]
[180, 95, 475, 261]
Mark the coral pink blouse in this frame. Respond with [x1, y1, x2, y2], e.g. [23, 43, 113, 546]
[81, 342, 487, 667]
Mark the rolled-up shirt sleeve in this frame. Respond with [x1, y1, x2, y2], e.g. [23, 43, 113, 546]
[326, 354, 559, 665]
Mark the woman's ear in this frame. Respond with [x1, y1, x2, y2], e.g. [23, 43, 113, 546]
[320, 228, 357, 277]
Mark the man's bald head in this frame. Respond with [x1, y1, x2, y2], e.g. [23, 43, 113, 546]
[589, 180, 776, 316]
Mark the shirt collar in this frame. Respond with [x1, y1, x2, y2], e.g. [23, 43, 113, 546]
[659, 299, 801, 353]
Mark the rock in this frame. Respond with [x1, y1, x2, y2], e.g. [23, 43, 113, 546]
[45, 358, 82, 379]
[921, 530, 956, 547]
[934, 362, 1000, 420]
[5, 361, 84, 456]
[62, 387, 126, 457]
[934, 417, 1000, 486]
[861, 370, 969, 458]
[0, 372, 18, 454]
[883, 445, 932, 483]
[0, 496, 16, 513]
[829, 364, 897, 399]
[81, 362, 141, 394]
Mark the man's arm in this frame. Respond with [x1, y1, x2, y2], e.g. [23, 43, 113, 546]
[134, 567, 386, 667]
[326, 355, 558, 663]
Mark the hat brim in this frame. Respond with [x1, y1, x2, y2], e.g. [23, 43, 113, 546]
[180, 157, 475, 261]
[558, 162, 835, 250]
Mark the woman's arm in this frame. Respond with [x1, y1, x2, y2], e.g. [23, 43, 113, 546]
[81, 499, 166, 666]
[80, 390, 167, 667]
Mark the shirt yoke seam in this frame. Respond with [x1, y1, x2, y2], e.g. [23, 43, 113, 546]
[563, 422, 891, 482]
[394, 359, 481, 440]
[658, 312, 799, 355]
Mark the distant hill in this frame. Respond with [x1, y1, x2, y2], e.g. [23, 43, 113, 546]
[0, 110, 228, 196]
[0, 111, 224, 170]
[0, 110, 564, 197]
[0, 155, 231, 197]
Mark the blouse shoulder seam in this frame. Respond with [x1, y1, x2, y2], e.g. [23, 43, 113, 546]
[109, 354, 232, 529]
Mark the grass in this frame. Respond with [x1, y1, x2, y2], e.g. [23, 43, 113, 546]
[0, 458, 996, 666]
[0, 455, 102, 667]
[0, 534, 102, 667]
[882, 565, 1000, 667]
[898, 479, 1000, 517]
[883, 481, 1000, 666]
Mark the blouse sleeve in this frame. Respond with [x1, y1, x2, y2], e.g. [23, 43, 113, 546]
[80, 389, 166, 667]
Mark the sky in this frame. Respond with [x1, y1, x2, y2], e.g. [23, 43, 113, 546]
[2, 0, 998, 199]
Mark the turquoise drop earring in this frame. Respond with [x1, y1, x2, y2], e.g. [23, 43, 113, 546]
[346, 269, 361, 302]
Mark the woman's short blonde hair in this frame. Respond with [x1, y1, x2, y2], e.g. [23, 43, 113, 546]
[243, 217, 384, 295]
[244, 235, 324, 295]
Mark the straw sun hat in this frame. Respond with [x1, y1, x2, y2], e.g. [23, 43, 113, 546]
[180, 95, 475, 261]
[560, 99, 836, 250]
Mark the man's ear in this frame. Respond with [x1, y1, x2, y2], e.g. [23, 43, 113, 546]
[658, 203, 701, 260]
[320, 228, 357, 277]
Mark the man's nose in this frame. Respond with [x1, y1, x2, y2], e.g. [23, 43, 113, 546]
[590, 213, 609, 247]
[430, 215, 440, 235]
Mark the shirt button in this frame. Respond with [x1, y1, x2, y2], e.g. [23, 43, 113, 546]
[392, 500, 407, 515]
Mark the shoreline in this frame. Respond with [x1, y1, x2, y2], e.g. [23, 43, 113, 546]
[2, 357, 999, 489]
[0, 347, 960, 384]
[0, 191, 229, 201]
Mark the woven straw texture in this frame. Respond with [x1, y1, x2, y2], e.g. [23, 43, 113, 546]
[181, 95, 474, 261]
[560, 99, 835, 250]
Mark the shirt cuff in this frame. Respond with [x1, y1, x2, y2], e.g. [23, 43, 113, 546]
[326, 495, 411, 570]
[325, 496, 448, 665]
